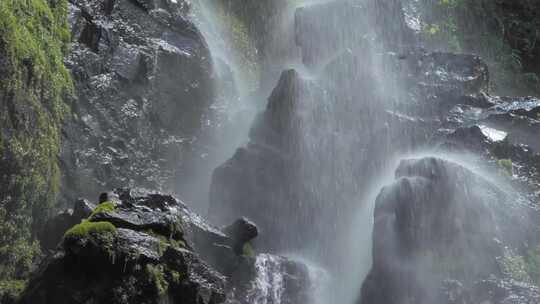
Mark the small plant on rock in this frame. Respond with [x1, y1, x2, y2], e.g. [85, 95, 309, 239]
[497, 159, 513, 176]
[145, 264, 168, 296]
[242, 242, 255, 258]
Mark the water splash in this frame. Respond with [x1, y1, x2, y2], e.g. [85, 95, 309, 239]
[246, 254, 286, 304]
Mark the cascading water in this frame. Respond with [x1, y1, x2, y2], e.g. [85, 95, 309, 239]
[178, 0, 261, 214]
[203, 0, 421, 302]
[188, 0, 540, 303]
[246, 254, 285, 304]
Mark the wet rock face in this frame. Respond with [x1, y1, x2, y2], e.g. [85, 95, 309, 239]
[208, 49, 491, 261]
[494, 0, 540, 74]
[24, 189, 312, 304]
[60, 0, 214, 205]
[360, 157, 540, 304]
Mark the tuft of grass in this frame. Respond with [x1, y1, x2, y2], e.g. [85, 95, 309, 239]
[150, 229, 186, 255]
[89, 201, 116, 218]
[170, 270, 182, 285]
[64, 221, 117, 239]
[145, 264, 168, 296]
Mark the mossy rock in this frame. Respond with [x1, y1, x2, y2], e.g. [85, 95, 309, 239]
[0, 0, 72, 281]
[64, 221, 117, 239]
[145, 264, 169, 296]
[0, 280, 26, 302]
[242, 242, 255, 258]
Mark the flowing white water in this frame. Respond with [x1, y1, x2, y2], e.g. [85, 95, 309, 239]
[180, 1, 262, 213]
[190, 0, 421, 302]
[246, 254, 286, 304]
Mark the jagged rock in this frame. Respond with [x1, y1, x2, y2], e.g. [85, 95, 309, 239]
[209, 69, 321, 254]
[360, 157, 540, 304]
[73, 199, 95, 219]
[209, 50, 486, 260]
[60, 0, 215, 205]
[224, 218, 258, 244]
[223, 218, 258, 255]
[25, 189, 312, 304]
[442, 126, 492, 152]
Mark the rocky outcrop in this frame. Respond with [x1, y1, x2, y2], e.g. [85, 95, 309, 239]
[208, 30, 493, 264]
[21, 189, 312, 304]
[60, 0, 215, 205]
[360, 157, 540, 304]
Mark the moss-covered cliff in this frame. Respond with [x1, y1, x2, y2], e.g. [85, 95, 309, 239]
[0, 0, 72, 288]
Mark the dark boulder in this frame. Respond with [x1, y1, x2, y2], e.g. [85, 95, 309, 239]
[360, 157, 539, 304]
[24, 189, 313, 304]
[223, 218, 258, 255]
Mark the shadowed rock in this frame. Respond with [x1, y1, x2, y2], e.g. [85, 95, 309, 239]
[24, 188, 312, 304]
[360, 157, 539, 304]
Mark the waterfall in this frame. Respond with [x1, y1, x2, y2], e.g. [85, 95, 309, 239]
[246, 254, 332, 304]
[179, 0, 262, 214]
[201, 0, 419, 302]
[246, 254, 286, 304]
[191, 0, 540, 303]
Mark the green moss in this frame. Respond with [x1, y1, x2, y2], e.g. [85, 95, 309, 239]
[169, 270, 182, 285]
[498, 159, 513, 176]
[0, 0, 72, 281]
[242, 242, 255, 258]
[89, 201, 116, 218]
[64, 221, 117, 239]
[0, 279, 27, 300]
[150, 230, 186, 255]
[145, 264, 168, 296]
